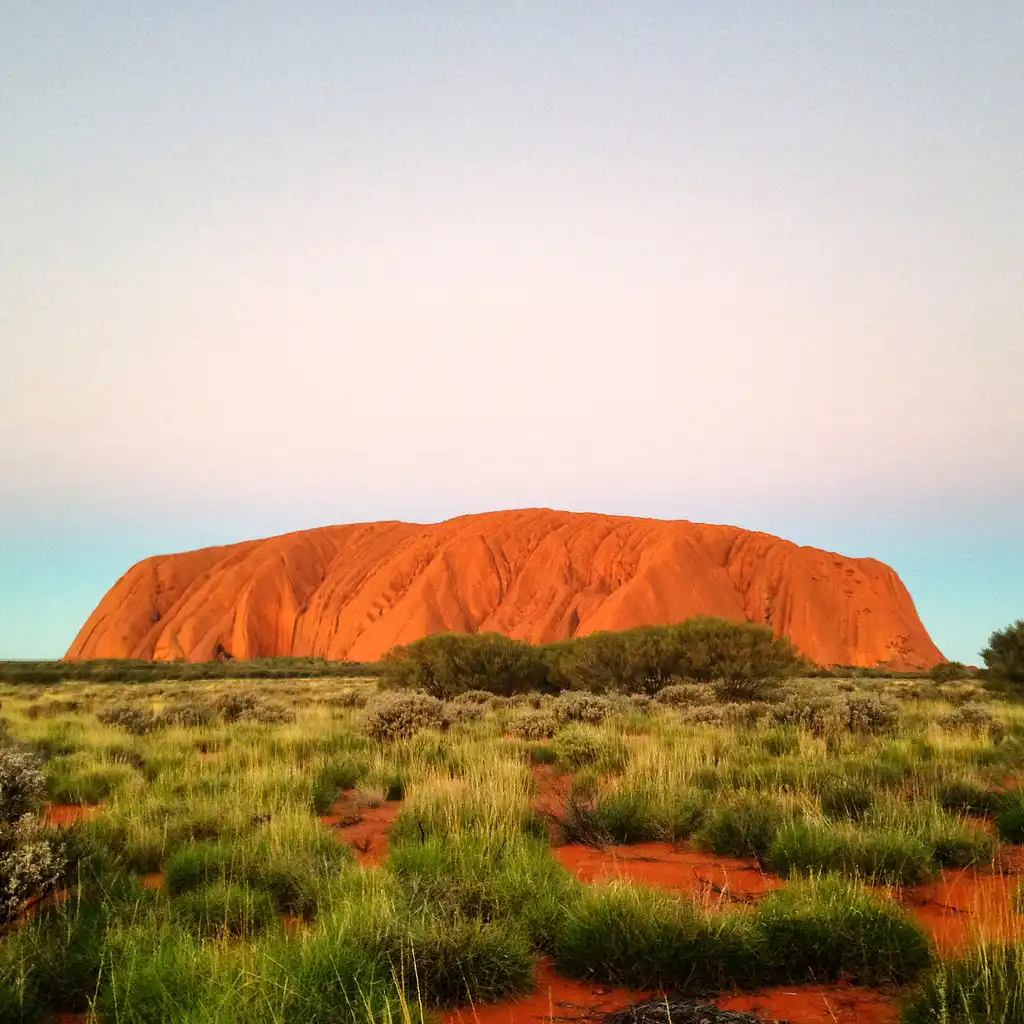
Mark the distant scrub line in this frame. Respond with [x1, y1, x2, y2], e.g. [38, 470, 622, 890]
[0, 656, 383, 685]
[4, 616, 959, 688]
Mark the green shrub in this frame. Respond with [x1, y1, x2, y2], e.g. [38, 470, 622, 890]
[157, 701, 216, 727]
[443, 701, 487, 724]
[755, 875, 931, 986]
[695, 794, 788, 861]
[0, 746, 45, 819]
[362, 692, 446, 741]
[509, 710, 558, 740]
[96, 704, 158, 735]
[759, 727, 801, 757]
[549, 618, 801, 697]
[265, 930, 403, 1022]
[771, 694, 849, 736]
[324, 689, 368, 708]
[165, 837, 337, 918]
[939, 702, 997, 733]
[846, 692, 900, 734]
[164, 839, 231, 895]
[90, 927, 224, 1024]
[930, 661, 970, 683]
[592, 788, 667, 844]
[213, 692, 294, 724]
[389, 833, 579, 952]
[528, 744, 558, 765]
[930, 824, 996, 868]
[382, 632, 549, 698]
[553, 691, 613, 724]
[902, 942, 1024, 1024]
[654, 682, 715, 707]
[551, 725, 609, 768]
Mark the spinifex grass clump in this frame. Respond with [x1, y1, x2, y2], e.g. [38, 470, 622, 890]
[553, 879, 754, 991]
[995, 791, 1024, 842]
[819, 780, 874, 821]
[553, 874, 930, 993]
[389, 832, 579, 950]
[171, 881, 277, 937]
[902, 942, 1024, 1024]
[754, 874, 932, 986]
[766, 820, 934, 885]
[695, 793, 791, 861]
[0, 898, 111, 1023]
[376, 915, 534, 1008]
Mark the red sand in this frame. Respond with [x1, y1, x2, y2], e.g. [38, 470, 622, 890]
[554, 842, 782, 904]
[43, 804, 101, 826]
[899, 862, 1024, 953]
[442, 961, 899, 1024]
[715, 983, 899, 1023]
[320, 800, 401, 865]
[443, 960, 653, 1024]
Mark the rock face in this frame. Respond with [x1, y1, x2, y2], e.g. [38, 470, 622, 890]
[65, 509, 943, 668]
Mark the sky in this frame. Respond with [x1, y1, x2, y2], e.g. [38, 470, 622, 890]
[1, 2, 1022, 663]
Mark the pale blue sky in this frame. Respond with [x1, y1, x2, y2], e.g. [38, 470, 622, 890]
[2, 2, 1022, 662]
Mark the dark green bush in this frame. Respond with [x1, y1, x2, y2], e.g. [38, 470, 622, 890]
[930, 661, 969, 683]
[982, 620, 1024, 687]
[382, 632, 549, 699]
[938, 781, 1005, 816]
[994, 791, 1024, 842]
[550, 618, 800, 697]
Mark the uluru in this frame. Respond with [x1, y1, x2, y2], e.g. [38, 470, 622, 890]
[65, 508, 943, 669]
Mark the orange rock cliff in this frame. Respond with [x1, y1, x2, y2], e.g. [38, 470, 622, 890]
[65, 509, 943, 669]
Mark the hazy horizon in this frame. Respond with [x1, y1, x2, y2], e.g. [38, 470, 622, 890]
[2, 3, 1022, 663]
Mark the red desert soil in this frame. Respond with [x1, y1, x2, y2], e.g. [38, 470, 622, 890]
[443, 960, 654, 1024]
[900, 859, 1024, 953]
[43, 804, 101, 826]
[443, 961, 898, 1024]
[320, 799, 401, 866]
[553, 842, 782, 903]
[715, 983, 899, 1024]
[64, 508, 942, 669]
